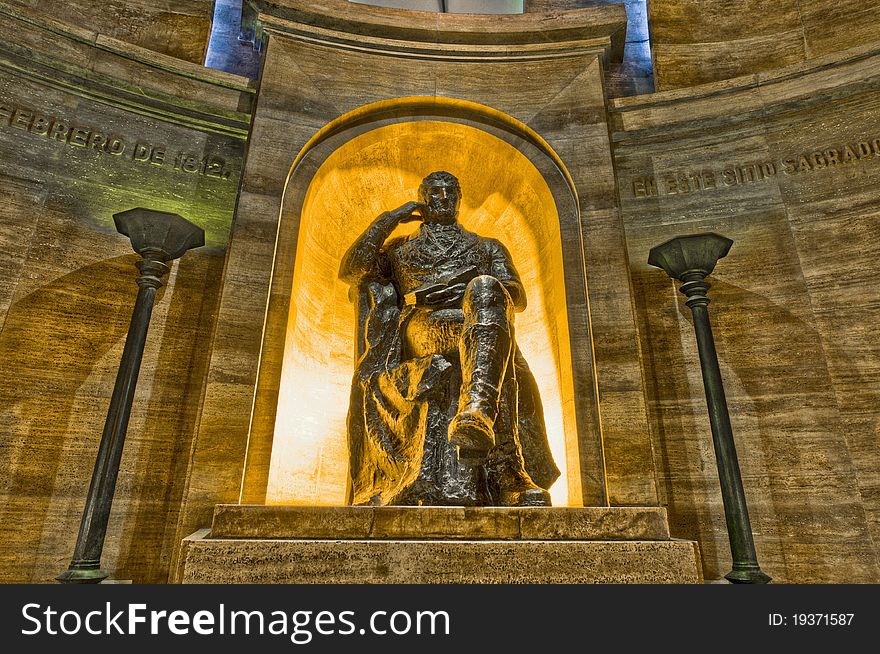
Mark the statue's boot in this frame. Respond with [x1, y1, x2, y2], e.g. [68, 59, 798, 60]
[448, 276, 512, 466]
[493, 458, 552, 507]
[448, 322, 509, 465]
[487, 385, 552, 507]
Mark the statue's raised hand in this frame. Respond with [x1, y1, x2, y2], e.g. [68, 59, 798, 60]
[387, 201, 426, 224]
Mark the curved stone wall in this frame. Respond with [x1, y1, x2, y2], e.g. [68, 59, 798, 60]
[649, 0, 880, 90]
[611, 42, 880, 581]
[0, 5, 251, 582]
[526, 0, 654, 97]
[5, 0, 215, 64]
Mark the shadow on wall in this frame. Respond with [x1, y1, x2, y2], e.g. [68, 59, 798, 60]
[632, 268, 723, 575]
[0, 256, 137, 581]
[0, 252, 222, 582]
[632, 269, 877, 582]
[115, 253, 224, 583]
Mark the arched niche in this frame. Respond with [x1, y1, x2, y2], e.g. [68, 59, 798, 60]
[241, 97, 605, 508]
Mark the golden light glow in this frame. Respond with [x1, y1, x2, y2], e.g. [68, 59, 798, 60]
[267, 121, 579, 506]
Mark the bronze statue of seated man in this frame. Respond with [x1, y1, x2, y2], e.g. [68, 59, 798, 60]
[339, 171, 558, 507]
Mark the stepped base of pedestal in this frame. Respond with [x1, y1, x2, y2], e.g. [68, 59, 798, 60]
[179, 505, 703, 584]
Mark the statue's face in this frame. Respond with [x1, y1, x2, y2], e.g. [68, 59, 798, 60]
[421, 183, 461, 224]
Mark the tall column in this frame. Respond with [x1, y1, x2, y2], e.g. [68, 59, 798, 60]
[57, 209, 204, 584]
[648, 233, 771, 584]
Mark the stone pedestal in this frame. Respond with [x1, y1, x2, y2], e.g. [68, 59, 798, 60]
[179, 506, 702, 583]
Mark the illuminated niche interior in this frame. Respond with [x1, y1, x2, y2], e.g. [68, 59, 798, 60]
[266, 121, 579, 506]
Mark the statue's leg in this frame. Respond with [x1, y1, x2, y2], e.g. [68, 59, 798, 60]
[448, 275, 513, 465]
[488, 382, 552, 507]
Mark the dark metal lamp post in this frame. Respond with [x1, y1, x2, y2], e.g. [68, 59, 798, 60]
[57, 209, 204, 583]
[648, 233, 771, 584]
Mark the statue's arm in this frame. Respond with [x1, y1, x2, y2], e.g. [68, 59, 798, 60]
[489, 239, 527, 311]
[338, 213, 398, 284]
[339, 201, 424, 284]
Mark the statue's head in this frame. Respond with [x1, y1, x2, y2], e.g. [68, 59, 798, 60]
[418, 171, 461, 224]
